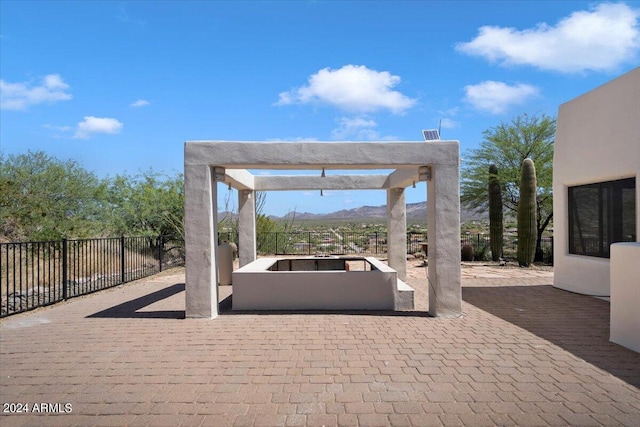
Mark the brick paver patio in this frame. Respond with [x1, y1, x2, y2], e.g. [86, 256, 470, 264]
[1, 262, 639, 426]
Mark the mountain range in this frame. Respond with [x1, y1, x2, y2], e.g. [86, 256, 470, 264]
[269, 202, 486, 222]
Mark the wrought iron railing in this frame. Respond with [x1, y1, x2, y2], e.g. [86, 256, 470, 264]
[220, 231, 553, 264]
[2, 231, 553, 317]
[1, 235, 184, 317]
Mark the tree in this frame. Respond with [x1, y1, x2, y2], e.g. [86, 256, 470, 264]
[0, 151, 105, 241]
[104, 170, 184, 238]
[461, 114, 555, 261]
[1, 151, 186, 243]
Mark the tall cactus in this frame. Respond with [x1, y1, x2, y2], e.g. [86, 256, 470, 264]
[517, 158, 537, 266]
[488, 164, 503, 261]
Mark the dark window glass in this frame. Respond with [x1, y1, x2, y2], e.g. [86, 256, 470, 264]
[622, 187, 636, 241]
[568, 178, 636, 258]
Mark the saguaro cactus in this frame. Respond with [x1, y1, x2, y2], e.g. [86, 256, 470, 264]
[488, 164, 503, 261]
[517, 158, 537, 267]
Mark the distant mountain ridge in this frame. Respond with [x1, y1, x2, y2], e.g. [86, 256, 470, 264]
[269, 202, 485, 222]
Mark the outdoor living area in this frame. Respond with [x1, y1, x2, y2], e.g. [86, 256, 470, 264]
[184, 140, 461, 319]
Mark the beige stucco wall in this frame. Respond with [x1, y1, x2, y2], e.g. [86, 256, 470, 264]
[232, 257, 397, 311]
[553, 67, 640, 296]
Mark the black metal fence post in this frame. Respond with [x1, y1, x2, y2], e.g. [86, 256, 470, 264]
[158, 235, 163, 273]
[62, 238, 68, 300]
[120, 235, 126, 284]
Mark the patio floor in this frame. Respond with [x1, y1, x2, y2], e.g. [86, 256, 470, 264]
[1, 262, 639, 426]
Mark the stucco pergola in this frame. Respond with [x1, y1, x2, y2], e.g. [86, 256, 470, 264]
[184, 141, 461, 319]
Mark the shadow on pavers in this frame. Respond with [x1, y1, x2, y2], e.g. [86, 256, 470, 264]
[85, 285, 432, 320]
[87, 283, 185, 319]
[463, 285, 640, 388]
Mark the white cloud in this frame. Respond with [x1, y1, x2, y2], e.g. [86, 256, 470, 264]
[331, 116, 379, 140]
[276, 65, 417, 114]
[0, 74, 72, 110]
[130, 99, 150, 108]
[439, 118, 458, 129]
[463, 81, 539, 114]
[43, 123, 72, 132]
[74, 116, 123, 139]
[456, 3, 640, 73]
[438, 107, 459, 117]
[42, 123, 73, 139]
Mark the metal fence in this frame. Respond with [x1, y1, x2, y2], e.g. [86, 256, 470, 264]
[460, 233, 553, 265]
[1, 235, 184, 317]
[3, 231, 552, 317]
[220, 231, 554, 264]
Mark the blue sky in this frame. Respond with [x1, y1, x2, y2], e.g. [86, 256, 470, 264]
[1, 1, 639, 216]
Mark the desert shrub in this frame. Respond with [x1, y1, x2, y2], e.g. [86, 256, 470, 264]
[461, 243, 475, 261]
[473, 242, 489, 261]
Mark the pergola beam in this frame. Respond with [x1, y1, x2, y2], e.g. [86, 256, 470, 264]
[254, 174, 391, 191]
[185, 141, 458, 169]
[386, 169, 421, 189]
[223, 169, 254, 190]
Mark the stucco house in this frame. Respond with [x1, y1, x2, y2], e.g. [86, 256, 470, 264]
[554, 67, 639, 296]
[553, 67, 639, 351]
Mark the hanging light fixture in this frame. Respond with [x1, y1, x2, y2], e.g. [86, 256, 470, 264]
[320, 189, 324, 196]
[321, 167, 326, 178]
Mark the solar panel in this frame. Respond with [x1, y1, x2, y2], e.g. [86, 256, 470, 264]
[422, 129, 440, 141]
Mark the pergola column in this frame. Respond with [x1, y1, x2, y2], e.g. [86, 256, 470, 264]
[184, 164, 219, 319]
[427, 163, 461, 317]
[386, 187, 407, 280]
[238, 189, 257, 267]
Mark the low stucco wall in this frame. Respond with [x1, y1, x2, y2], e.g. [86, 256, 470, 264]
[553, 256, 611, 296]
[553, 67, 640, 296]
[610, 243, 640, 353]
[232, 257, 396, 311]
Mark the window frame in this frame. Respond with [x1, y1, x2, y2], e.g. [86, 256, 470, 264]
[568, 177, 636, 258]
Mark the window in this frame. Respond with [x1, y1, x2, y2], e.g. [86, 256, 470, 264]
[569, 177, 636, 258]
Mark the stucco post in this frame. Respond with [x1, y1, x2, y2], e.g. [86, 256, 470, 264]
[184, 164, 219, 319]
[427, 164, 461, 317]
[387, 187, 407, 280]
[610, 242, 640, 353]
[238, 189, 257, 267]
